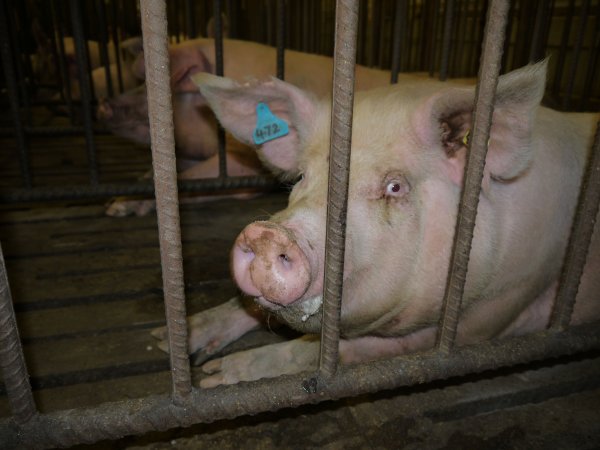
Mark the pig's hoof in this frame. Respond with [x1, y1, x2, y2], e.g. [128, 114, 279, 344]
[105, 198, 156, 217]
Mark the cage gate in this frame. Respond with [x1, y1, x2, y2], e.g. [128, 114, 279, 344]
[0, 0, 599, 448]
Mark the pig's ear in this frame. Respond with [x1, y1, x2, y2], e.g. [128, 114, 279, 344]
[192, 73, 317, 177]
[415, 60, 547, 186]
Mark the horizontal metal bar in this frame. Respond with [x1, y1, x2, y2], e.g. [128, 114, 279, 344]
[0, 176, 279, 203]
[0, 127, 110, 137]
[1, 322, 598, 449]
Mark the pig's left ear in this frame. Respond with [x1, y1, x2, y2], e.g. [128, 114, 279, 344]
[192, 73, 318, 178]
[415, 60, 547, 186]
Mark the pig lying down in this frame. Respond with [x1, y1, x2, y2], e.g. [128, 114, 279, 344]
[98, 38, 429, 216]
[152, 60, 600, 388]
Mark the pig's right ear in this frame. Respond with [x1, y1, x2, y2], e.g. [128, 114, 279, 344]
[192, 73, 317, 177]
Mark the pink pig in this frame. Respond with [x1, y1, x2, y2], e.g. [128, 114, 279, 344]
[151, 60, 600, 388]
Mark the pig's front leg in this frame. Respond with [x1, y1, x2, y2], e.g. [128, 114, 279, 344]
[105, 150, 264, 217]
[199, 329, 438, 388]
[151, 296, 263, 365]
[199, 335, 320, 388]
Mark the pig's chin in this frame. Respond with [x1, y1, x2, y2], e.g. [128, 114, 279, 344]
[254, 295, 323, 334]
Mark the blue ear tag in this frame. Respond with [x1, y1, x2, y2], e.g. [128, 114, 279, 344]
[253, 102, 289, 145]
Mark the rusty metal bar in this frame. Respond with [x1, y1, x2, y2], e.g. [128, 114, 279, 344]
[319, 0, 359, 379]
[0, 243, 37, 423]
[551, 121, 600, 330]
[140, 0, 192, 403]
[439, 0, 454, 81]
[391, 0, 407, 84]
[437, 0, 510, 353]
[70, 0, 99, 185]
[0, 176, 278, 203]
[276, 0, 285, 80]
[0, 322, 598, 449]
[213, 0, 228, 178]
[562, 0, 590, 110]
[0, 0, 31, 188]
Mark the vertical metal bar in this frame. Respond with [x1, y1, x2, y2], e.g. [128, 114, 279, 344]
[529, 0, 551, 63]
[53, 0, 76, 122]
[552, 0, 574, 100]
[319, 0, 359, 379]
[391, 0, 406, 83]
[276, 0, 285, 80]
[580, 29, 599, 111]
[563, 0, 591, 110]
[213, 0, 227, 178]
[551, 122, 600, 330]
[186, 0, 196, 38]
[7, 2, 31, 122]
[140, 0, 192, 402]
[439, 0, 454, 81]
[0, 243, 37, 423]
[437, 0, 510, 353]
[96, 0, 115, 99]
[0, 0, 31, 188]
[110, 0, 125, 94]
[70, 0, 99, 185]
[428, 0, 440, 77]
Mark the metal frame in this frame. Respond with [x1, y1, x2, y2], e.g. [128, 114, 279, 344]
[0, 0, 599, 448]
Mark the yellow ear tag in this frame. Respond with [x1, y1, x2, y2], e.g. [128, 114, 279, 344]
[462, 130, 470, 146]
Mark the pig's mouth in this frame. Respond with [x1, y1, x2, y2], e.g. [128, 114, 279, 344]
[254, 294, 324, 334]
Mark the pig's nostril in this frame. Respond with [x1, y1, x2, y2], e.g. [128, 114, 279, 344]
[278, 253, 293, 270]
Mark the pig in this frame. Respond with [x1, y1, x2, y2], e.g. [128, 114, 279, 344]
[98, 37, 398, 161]
[150, 60, 600, 388]
[98, 38, 435, 216]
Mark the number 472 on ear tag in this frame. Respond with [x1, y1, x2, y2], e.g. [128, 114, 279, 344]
[253, 102, 289, 145]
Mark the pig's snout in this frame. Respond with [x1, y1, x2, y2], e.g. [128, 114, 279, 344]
[232, 221, 311, 306]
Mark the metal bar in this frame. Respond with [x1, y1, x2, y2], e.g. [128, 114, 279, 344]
[6, 1, 31, 122]
[563, 0, 591, 110]
[96, 0, 115, 99]
[186, 0, 196, 38]
[439, 0, 454, 81]
[70, 0, 99, 185]
[551, 121, 600, 330]
[0, 176, 278, 203]
[529, 0, 551, 63]
[428, 0, 440, 77]
[213, 0, 228, 178]
[0, 126, 110, 137]
[436, 0, 510, 353]
[552, 0, 574, 99]
[391, 0, 406, 83]
[0, 322, 598, 449]
[110, 0, 125, 93]
[0, 243, 37, 423]
[580, 28, 600, 111]
[140, 0, 192, 403]
[276, 0, 285, 80]
[0, 0, 31, 188]
[319, 0, 359, 379]
[53, 0, 76, 123]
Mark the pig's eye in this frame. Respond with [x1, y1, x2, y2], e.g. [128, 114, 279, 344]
[383, 176, 410, 199]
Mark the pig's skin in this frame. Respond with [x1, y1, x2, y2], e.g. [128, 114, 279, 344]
[152, 61, 600, 388]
